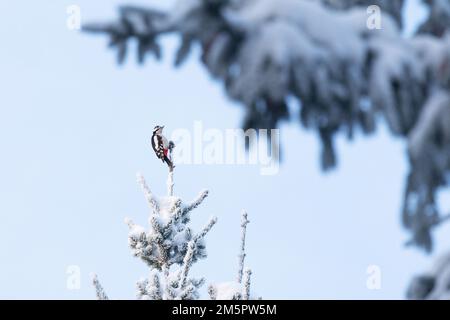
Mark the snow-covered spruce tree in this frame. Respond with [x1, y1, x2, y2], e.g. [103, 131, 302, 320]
[91, 171, 255, 300]
[83, 0, 450, 253]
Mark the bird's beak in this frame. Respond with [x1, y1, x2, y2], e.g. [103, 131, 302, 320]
[161, 126, 165, 129]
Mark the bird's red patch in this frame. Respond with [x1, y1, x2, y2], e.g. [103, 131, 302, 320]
[163, 149, 168, 157]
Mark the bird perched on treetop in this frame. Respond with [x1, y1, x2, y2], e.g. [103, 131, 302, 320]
[151, 125, 175, 171]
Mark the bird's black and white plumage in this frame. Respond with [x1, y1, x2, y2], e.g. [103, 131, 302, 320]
[151, 125, 175, 171]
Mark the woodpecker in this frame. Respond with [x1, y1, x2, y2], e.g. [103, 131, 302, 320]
[151, 125, 175, 171]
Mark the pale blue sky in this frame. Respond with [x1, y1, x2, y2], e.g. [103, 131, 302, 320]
[1, 0, 449, 299]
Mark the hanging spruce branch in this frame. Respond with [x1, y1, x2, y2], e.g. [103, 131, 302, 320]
[83, 0, 450, 253]
[91, 169, 256, 300]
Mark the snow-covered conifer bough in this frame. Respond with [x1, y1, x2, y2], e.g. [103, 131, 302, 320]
[91, 138, 256, 300]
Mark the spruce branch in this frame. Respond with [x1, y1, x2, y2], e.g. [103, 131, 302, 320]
[208, 284, 217, 300]
[178, 217, 217, 290]
[137, 172, 159, 215]
[148, 273, 162, 300]
[194, 216, 218, 242]
[85, 0, 450, 252]
[93, 169, 254, 300]
[243, 268, 252, 300]
[183, 190, 209, 215]
[91, 274, 109, 300]
[136, 278, 149, 299]
[237, 210, 250, 283]
[180, 285, 196, 300]
[179, 241, 196, 290]
[167, 171, 174, 197]
[150, 216, 168, 268]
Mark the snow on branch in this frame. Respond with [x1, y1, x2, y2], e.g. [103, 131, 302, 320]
[321, 0, 404, 27]
[237, 210, 250, 283]
[137, 172, 159, 215]
[179, 217, 217, 290]
[403, 90, 450, 252]
[209, 210, 256, 300]
[91, 274, 109, 300]
[179, 241, 196, 290]
[82, 5, 170, 64]
[148, 273, 163, 300]
[183, 190, 209, 215]
[416, 0, 450, 37]
[194, 216, 218, 242]
[85, 0, 450, 253]
[167, 171, 174, 196]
